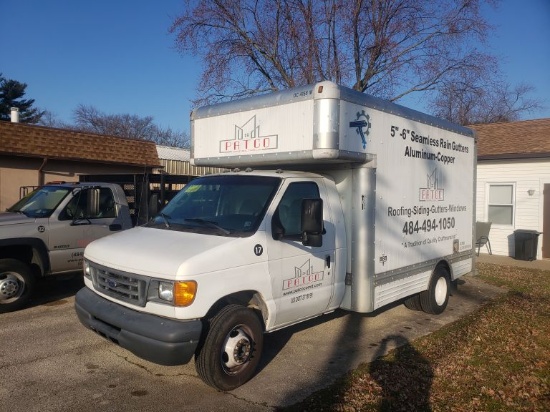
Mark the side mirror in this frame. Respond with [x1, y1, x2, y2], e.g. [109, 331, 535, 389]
[301, 198, 323, 247]
[271, 209, 285, 240]
[109, 223, 123, 231]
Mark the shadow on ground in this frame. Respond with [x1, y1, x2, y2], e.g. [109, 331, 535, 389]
[27, 273, 84, 308]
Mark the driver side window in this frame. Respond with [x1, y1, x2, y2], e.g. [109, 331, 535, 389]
[59, 188, 116, 220]
[276, 182, 320, 238]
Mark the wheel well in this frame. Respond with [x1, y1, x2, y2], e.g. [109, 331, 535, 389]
[0, 245, 33, 262]
[0, 242, 48, 277]
[435, 260, 451, 279]
[205, 291, 268, 328]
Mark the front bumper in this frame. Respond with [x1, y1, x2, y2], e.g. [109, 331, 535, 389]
[75, 287, 202, 366]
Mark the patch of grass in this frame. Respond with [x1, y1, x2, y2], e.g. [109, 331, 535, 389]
[282, 263, 550, 411]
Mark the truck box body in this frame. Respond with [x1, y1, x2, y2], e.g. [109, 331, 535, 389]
[191, 81, 476, 313]
[75, 81, 475, 390]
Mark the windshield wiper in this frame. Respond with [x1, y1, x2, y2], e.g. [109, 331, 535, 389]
[184, 218, 230, 235]
[160, 212, 171, 228]
[7, 208, 27, 216]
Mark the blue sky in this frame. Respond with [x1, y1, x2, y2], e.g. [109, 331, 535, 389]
[2, 0, 549, 134]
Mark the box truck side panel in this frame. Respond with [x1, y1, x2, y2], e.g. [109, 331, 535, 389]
[338, 101, 475, 269]
[374, 269, 432, 309]
[336, 100, 475, 312]
[451, 258, 473, 278]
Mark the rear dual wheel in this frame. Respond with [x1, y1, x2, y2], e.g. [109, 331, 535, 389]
[403, 293, 423, 311]
[420, 266, 450, 315]
[404, 266, 451, 315]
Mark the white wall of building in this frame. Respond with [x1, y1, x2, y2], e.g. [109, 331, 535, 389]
[476, 158, 549, 258]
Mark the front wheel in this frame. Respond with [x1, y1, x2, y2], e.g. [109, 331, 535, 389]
[419, 266, 450, 315]
[195, 304, 264, 391]
[0, 259, 36, 313]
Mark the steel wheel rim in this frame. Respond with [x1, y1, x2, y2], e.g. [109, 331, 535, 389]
[434, 276, 447, 306]
[0, 272, 25, 303]
[221, 324, 253, 374]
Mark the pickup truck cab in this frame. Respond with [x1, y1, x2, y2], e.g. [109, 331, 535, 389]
[0, 182, 132, 312]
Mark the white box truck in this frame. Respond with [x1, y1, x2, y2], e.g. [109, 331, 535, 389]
[75, 81, 476, 390]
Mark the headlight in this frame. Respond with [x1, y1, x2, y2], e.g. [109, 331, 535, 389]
[83, 260, 92, 279]
[158, 282, 174, 301]
[155, 280, 198, 307]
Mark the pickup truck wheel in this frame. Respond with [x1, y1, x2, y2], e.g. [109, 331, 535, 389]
[0, 259, 35, 313]
[420, 266, 450, 315]
[195, 304, 264, 391]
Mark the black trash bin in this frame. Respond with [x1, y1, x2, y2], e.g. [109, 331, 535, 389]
[514, 229, 541, 261]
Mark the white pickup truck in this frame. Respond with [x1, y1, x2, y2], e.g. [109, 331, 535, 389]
[75, 81, 476, 390]
[0, 182, 132, 312]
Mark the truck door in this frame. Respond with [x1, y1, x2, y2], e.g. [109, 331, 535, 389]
[267, 180, 336, 328]
[48, 188, 119, 273]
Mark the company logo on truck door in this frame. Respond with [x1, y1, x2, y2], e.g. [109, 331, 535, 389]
[283, 259, 324, 291]
[349, 110, 371, 149]
[419, 168, 444, 201]
[220, 115, 278, 153]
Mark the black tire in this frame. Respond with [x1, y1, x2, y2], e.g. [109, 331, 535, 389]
[420, 266, 450, 315]
[195, 304, 264, 391]
[0, 258, 36, 313]
[403, 293, 422, 311]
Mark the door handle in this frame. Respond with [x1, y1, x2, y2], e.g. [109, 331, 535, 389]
[325, 255, 331, 268]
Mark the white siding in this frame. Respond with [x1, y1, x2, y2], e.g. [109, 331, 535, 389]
[476, 159, 550, 258]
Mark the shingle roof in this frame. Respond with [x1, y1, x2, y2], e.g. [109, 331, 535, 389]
[0, 121, 161, 167]
[471, 118, 550, 160]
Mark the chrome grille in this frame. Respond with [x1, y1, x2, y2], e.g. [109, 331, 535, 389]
[90, 262, 148, 307]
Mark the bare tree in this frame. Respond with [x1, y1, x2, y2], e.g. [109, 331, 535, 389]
[72, 104, 190, 148]
[431, 78, 544, 125]
[37, 110, 71, 128]
[74, 105, 156, 139]
[170, 0, 498, 106]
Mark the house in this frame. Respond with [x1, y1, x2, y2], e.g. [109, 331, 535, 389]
[0, 121, 161, 210]
[471, 118, 550, 259]
[0, 121, 228, 212]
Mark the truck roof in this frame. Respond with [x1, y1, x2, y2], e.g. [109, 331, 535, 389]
[191, 81, 474, 169]
[43, 182, 121, 189]
[201, 169, 326, 180]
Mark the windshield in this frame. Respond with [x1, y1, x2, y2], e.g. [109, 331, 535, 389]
[7, 186, 71, 218]
[146, 174, 281, 236]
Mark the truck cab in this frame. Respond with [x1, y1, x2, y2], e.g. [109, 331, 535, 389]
[0, 182, 131, 312]
[105, 170, 344, 328]
[77, 169, 346, 390]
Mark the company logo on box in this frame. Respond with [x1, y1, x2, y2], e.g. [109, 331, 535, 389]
[220, 115, 278, 153]
[419, 168, 445, 201]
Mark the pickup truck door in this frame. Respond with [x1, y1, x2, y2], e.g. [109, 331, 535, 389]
[48, 188, 119, 273]
[266, 179, 336, 328]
